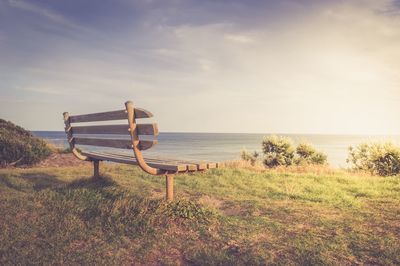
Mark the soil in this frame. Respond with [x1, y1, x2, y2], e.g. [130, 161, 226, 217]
[33, 153, 90, 168]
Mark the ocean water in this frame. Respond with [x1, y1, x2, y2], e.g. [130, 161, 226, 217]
[32, 131, 400, 168]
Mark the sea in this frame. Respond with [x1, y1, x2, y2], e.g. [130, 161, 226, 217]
[32, 131, 400, 168]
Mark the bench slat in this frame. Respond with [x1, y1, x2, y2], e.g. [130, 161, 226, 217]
[74, 138, 157, 150]
[102, 151, 211, 171]
[81, 151, 186, 172]
[102, 152, 189, 172]
[138, 140, 157, 150]
[69, 108, 152, 123]
[72, 124, 158, 136]
[75, 138, 131, 149]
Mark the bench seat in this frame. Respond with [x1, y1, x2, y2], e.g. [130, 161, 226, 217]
[81, 151, 218, 173]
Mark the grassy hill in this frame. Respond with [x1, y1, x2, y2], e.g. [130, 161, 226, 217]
[0, 164, 399, 265]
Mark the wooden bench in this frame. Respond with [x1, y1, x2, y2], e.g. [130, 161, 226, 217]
[63, 101, 219, 200]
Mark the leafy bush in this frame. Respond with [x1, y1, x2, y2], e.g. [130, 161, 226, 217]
[262, 135, 295, 167]
[261, 136, 328, 168]
[240, 149, 259, 166]
[295, 143, 327, 165]
[0, 119, 52, 167]
[348, 143, 400, 176]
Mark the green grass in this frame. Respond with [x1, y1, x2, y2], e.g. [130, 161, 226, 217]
[0, 164, 399, 265]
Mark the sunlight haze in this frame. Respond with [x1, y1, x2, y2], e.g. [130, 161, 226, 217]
[1, 0, 400, 134]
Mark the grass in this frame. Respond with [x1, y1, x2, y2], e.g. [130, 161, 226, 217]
[0, 163, 399, 265]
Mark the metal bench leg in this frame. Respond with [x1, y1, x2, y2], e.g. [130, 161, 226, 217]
[93, 160, 100, 178]
[166, 174, 174, 201]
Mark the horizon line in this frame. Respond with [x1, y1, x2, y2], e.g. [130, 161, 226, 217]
[30, 130, 400, 136]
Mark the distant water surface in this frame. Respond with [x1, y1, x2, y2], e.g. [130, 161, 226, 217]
[32, 131, 400, 168]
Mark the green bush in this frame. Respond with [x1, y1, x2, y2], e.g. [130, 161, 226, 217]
[261, 136, 328, 168]
[0, 119, 52, 167]
[240, 149, 259, 165]
[262, 135, 295, 167]
[348, 143, 400, 176]
[295, 143, 327, 165]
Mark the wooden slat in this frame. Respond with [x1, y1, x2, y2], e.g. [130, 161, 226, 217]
[102, 152, 208, 171]
[72, 124, 128, 135]
[74, 138, 132, 149]
[137, 123, 158, 136]
[97, 151, 196, 171]
[69, 108, 153, 123]
[139, 140, 157, 150]
[83, 150, 218, 172]
[207, 162, 217, 169]
[151, 157, 205, 170]
[71, 124, 158, 136]
[135, 108, 153, 119]
[74, 138, 156, 150]
[81, 151, 186, 172]
[70, 110, 126, 123]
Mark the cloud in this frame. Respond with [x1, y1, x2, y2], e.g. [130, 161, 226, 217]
[224, 34, 255, 44]
[18, 86, 65, 96]
[7, 0, 87, 31]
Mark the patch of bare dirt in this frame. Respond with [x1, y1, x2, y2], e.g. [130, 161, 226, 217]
[198, 195, 224, 209]
[33, 153, 90, 168]
[222, 206, 245, 216]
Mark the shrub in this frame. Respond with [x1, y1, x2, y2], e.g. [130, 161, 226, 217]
[262, 135, 295, 167]
[0, 119, 52, 167]
[261, 136, 328, 168]
[295, 142, 327, 165]
[347, 143, 400, 176]
[240, 149, 259, 166]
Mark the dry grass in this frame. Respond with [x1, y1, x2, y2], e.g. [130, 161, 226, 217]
[0, 164, 399, 265]
[224, 159, 357, 176]
[222, 159, 266, 171]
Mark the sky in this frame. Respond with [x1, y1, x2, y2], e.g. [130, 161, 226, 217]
[1, 0, 400, 134]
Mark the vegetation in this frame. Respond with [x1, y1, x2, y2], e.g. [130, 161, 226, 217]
[295, 142, 328, 165]
[262, 135, 295, 167]
[348, 142, 400, 176]
[1, 164, 399, 265]
[240, 149, 259, 166]
[261, 135, 328, 168]
[0, 119, 52, 167]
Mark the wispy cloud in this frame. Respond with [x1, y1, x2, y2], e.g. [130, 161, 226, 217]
[8, 0, 74, 28]
[224, 34, 255, 44]
[18, 86, 65, 96]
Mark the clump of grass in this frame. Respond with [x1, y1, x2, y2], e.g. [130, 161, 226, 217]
[167, 199, 215, 220]
[45, 142, 81, 154]
[223, 159, 266, 171]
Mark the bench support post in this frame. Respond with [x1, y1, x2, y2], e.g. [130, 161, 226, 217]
[93, 160, 100, 178]
[166, 174, 174, 201]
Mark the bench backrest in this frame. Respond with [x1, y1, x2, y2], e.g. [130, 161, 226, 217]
[63, 101, 164, 174]
[64, 107, 157, 150]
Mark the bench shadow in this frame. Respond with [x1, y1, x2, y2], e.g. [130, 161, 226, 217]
[0, 171, 117, 192]
[20, 173, 66, 191]
[66, 175, 117, 190]
[1, 172, 66, 191]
